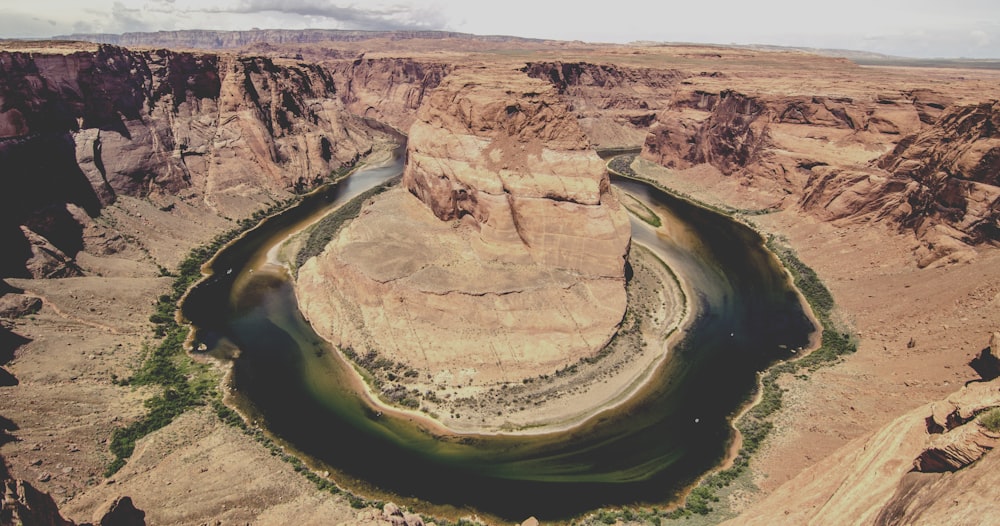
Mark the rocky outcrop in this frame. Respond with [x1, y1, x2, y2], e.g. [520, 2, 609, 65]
[639, 85, 998, 267]
[913, 421, 998, 472]
[1, 456, 147, 526]
[641, 91, 925, 178]
[878, 101, 1000, 242]
[643, 90, 772, 175]
[0, 45, 384, 277]
[402, 69, 630, 277]
[328, 57, 451, 131]
[92, 496, 145, 526]
[723, 334, 1000, 526]
[1, 457, 73, 526]
[297, 67, 631, 392]
[800, 101, 1000, 267]
[969, 332, 1000, 381]
[523, 61, 682, 148]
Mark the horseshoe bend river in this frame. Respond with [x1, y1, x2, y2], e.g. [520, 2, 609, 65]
[180, 151, 816, 522]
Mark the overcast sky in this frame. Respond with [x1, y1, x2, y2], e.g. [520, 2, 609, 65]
[2, 0, 998, 58]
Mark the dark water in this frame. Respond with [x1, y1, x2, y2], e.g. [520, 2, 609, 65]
[182, 162, 815, 521]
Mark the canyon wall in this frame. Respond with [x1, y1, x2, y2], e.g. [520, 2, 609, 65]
[522, 62, 683, 148]
[637, 86, 996, 267]
[327, 57, 452, 131]
[0, 44, 385, 277]
[403, 68, 631, 277]
[520, 59, 996, 267]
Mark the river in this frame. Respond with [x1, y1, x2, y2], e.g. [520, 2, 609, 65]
[181, 150, 815, 521]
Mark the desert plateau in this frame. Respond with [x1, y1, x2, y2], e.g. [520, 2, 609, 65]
[1, 21, 1000, 526]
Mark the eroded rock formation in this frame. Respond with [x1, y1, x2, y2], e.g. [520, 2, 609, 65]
[721, 334, 1000, 526]
[1, 456, 144, 526]
[328, 57, 452, 131]
[522, 62, 682, 148]
[638, 83, 998, 267]
[642, 90, 772, 175]
[297, 68, 631, 389]
[800, 100, 1000, 267]
[0, 44, 384, 277]
[403, 69, 631, 278]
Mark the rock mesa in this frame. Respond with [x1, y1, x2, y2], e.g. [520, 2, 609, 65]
[297, 68, 631, 388]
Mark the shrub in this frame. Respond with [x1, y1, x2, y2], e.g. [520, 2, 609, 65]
[981, 407, 1000, 432]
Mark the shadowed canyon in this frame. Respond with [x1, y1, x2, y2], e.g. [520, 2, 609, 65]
[1, 31, 1000, 525]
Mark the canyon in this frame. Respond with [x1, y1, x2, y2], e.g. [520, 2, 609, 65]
[1, 31, 999, 525]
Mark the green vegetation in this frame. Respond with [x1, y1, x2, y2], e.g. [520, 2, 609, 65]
[619, 190, 663, 228]
[106, 196, 298, 476]
[212, 400, 359, 501]
[294, 178, 398, 272]
[341, 346, 425, 409]
[599, 154, 856, 522]
[107, 152, 413, 514]
[981, 407, 1000, 432]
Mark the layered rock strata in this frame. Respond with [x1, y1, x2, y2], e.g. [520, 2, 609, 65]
[640, 87, 999, 267]
[721, 364, 1000, 526]
[0, 44, 384, 277]
[297, 68, 631, 387]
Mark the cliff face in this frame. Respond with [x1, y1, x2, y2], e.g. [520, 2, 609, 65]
[801, 100, 1000, 267]
[642, 90, 772, 175]
[297, 67, 631, 394]
[59, 29, 546, 50]
[523, 61, 683, 148]
[1, 455, 147, 526]
[403, 69, 631, 278]
[0, 45, 382, 277]
[328, 57, 451, 131]
[639, 85, 996, 267]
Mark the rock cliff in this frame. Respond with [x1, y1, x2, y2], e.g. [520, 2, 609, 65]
[639, 85, 997, 267]
[721, 338, 1000, 526]
[327, 57, 452, 131]
[0, 44, 385, 277]
[297, 68, 631, 393]
[58, 29, 546, 50]
[801, 100, 1000, 267]
[1, 456, 74, 526]
[403, 69, 631, 277]
[1, 455, 144, 526]
[522, 62, 683, 148]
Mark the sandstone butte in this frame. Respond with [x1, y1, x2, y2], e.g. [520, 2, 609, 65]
[296, 68, 632, 389]
[1, 32, 1000, 526]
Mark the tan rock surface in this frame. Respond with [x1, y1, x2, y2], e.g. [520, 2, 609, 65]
[0, 45, 387, 277]
[297, 68, 631, 393]
[720, 377, 1000, 526]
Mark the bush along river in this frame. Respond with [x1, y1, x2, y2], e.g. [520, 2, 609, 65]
[181, 152, 816, 522]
